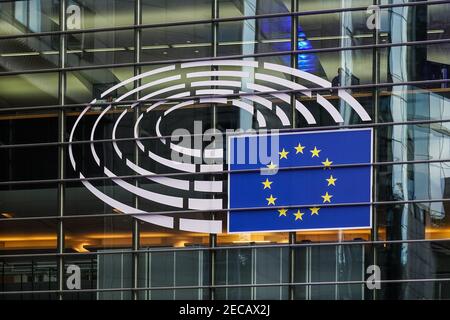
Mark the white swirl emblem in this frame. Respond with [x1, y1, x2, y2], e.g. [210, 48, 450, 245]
[68, 60, 371, 234]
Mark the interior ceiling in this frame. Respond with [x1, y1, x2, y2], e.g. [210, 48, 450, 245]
[0, 1, 449, 106]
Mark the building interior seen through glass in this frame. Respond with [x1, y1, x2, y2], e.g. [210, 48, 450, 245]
[0, 0, 450, 300]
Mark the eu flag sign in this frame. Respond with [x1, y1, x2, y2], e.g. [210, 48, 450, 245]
[228, 129, 373, 233]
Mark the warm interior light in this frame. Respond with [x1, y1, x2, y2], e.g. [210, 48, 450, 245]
[1, 212, 14, 218]
[73, 243, 90, 253]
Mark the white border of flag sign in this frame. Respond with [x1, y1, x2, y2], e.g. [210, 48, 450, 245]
[227, 128, 373, 234]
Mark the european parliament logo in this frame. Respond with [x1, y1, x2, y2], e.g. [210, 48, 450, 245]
[228, 129, 373, 233]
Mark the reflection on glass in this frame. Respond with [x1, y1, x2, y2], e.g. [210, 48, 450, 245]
[294, 243, 368, 300]
[219, 0, 291, 18]
[0, 183, 58, 218]
[0, 36, 59, 72]
[218, 18, 292, 56]
[298, 10, 374, 53]
[70, 0, 134, 29]
[138, 249, 210, 300]
[0, 0, 59, 36]
[0, 258, 58, 299]
[375, 240, 450, 299]
[0, 72, 58, 108]
[142, 0, 212, 24]
[64, 216, 133, 252]
[66, 30, 134, 68]
[141, 24, 212, 62]
[65, 67, 134, 104]
[379, 4, 450, 45]
[0, 147, 58, 181]
[299, 0, 372, 11]
[215, 247, 289, 299]
[0, 109, 58, 144]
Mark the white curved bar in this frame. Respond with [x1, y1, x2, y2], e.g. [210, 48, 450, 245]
[80, 173, 174, 228]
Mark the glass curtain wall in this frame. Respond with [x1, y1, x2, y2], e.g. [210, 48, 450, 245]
[0, 0, 450, 300]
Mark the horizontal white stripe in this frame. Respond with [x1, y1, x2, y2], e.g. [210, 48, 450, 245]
[179, 218, 222, 234]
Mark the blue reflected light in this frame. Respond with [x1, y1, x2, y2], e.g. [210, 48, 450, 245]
[297, 29, 317, 72]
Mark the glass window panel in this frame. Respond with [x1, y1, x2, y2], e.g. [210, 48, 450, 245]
[380, 44, 450, 83]
[0, 219, 58, 252]
[297, 11, 375, 50]
[97, 252, 133, 300]
[141, 24, 212, 62]
[379, 3, 450, 44]
[64, 215, 133, 252]
[0, 36, 59, 72]
[66, 30, 135, 68]
[213, 55, 293, 131]
[0, 146, 58, 181]
[63, 256, 97, 300]
[293, 243, 369, 300]
[0, 72, 58, 108]
[298, 0, 372, 11]
[72, 0, 135, 29]
[375, 240, 450, 299]
[215, 246, 289, 299]
[142, 0, 212, 24]
[295, 88, 374, 127]
[218, 17, 292, 56]
[64, 180, 135, 216]
[296, 48, 374, 86]
[0, 183, 58, 218]
[137, 248, 210, 300]
[377, 202, 450, 241]
[219, 0, 291, 18]
[0, 257, 58, 299]
[0, 0, 59, 36]
[0, 109, 58, 144]
[65, 67, 134, 104]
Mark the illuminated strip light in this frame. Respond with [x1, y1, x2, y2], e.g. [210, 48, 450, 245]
[427, 29, 445, 34]
[172, 42, 211, 48]
[260, 38, 291, 43]
[84, 47, 127, 53]
[218, 40, 258, 46]
[142, 45, 170, 50]
[1, 52, 40, 57]
[9, 32, 444, 59]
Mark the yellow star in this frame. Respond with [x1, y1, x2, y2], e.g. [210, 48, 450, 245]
[294, 210, 304, 221]
[278, 208, 288, 217]
[262, 178, 273, 189]
[266, 194, 277, 205]
[279, 148, 289, 159]
[322, 158, 333, 169]
[310, 207, 320, 215]
[326, 175, 337, 186]
[321, 192, 333, 203]
[294, 143, 305, 154]
[266, 161, 277, 170]
[310, 146, 321, 157]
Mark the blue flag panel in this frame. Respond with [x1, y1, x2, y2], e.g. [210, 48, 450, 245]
[228, 129, 373, 233]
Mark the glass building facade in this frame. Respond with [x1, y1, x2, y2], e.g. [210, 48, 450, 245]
[0, 0, 450, 300]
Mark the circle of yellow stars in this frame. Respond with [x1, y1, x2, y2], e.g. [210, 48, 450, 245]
[261, 142, 338, 222]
